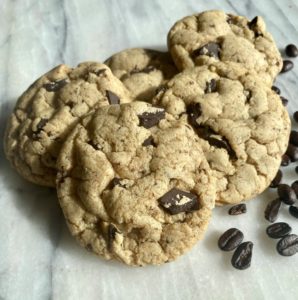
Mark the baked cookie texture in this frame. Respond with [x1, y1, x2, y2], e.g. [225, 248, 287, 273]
[56, 101, 216, 266]
[4, 62, 132, 187]
[167, 10, 282, 84]
[153, 65, 291, 205]
[105, 48, 178, 101]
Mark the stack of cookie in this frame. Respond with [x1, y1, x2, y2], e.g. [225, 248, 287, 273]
[4, 10, 291, 266]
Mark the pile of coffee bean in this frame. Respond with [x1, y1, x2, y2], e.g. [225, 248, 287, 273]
[218, 43, 298, 270]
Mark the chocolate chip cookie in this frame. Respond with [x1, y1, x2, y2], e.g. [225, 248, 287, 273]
[153, 65, 290, 205]
[168, 10, 282, 84]
[56, 101, 216, 265]
[4, 62, 132, 187]
[105, 48, 178, 101]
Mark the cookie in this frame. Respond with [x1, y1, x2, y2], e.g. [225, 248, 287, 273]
[105, 48, 178, 101]
[167, 10, 282, 84]
[153, 65, 291, 205]
[56, 101, 216, 266]
[4, 62, 132, 187]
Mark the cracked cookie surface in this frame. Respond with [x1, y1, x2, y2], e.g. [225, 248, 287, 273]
[168, 10, 282, 84]
[153, 65, 290, 205]
[105, 48, 178, 101]
[56, 101, 216, 266]
[4, 62, 132, 187]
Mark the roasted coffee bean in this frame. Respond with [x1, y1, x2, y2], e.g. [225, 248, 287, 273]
[106, 90, 120, 105]
[266, 222, 292, 239]
[281, 154, 290, 166]
[231, 241, 253, 270]
[271, 86, 281, 94]
[142, 136, 156, 147]
[192, 42, 220, 59]
[286, 144, 298, 162]
[276, 234, 298, 256]
[280, 96, 288, 106]
[289, 206, 298, 218]
[43, 78, 68, 92]
[187, 102, 202, 127]
[204, 79, 217, 93]
[138, 109, 165, 128]
[277, 184, 296, 205]
[281, 60, 294, 73]
[291, 180, 298, 197]
[218, 228, 244, 251]
[264, 198, 281, 222]
[290, 131, 298, 147]
[158, 188, 199, 215]
[270, 169, 282, 188]
[294, 111, 298, 123]
[228, 204, 247, 215]
[285, 44, 298, 57]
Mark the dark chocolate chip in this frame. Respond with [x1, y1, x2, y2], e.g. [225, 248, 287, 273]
[266, 222, 292, 239]
[271, 86, 281, 94]
[43, 78, 68, 92]
[131, 65, 156, 74]
[228, 204, 247, 215]
[270, 169, 282, 188]
[106, 90, 120, 105]
[281, 60, 294, 73]
[289, 206, 298, 218]
[192, 42, 220, 59]
[109, 178, 126, 189]
[285, 44, 298, 58]
[291, 180, 298, 197]
[142, 136, 156, 147]
[290, 131, 298, 147]
[265, 198, 281, 222]
[245, 90, 252, 103]
[204, 79, 217, 93]
[248, 16, 263, 37]
[158, 188, 200, 215]
[281, 154, 290, 166]
[107, 224, 118, 250]
[294, 111, 298, 123]
[248, 16, 258, 28]
[187, 102, 202, 127]
[218, 228, 244, 251]
[286, 144, 298, 162]
[138, 109, 165, 128]
[280, 96, 288, 106]
[226, 14, 234, 24]
[276, 234, 298, 256]
[155, 85, 167, 95]
[277, 184, 296, 205]
[36, 118, 48, 132]
[231, 241, 253, 270]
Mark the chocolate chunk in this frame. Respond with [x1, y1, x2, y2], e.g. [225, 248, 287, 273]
[280, 96, 288, 106]
[231, 241, 253, 270]
[290, 131, 298, 146]
[286, 144, 298, 162]
[294, 111, 298, 123]
[281, 154, 290, 166]
[228, 204, 247, 215]
[264, 198, 281, 222]
[226, 14, 234, 24]
[187, 103, 202, 127]
[158, 188, 200, 215]
[131, 65, 156, 74]
[285, 44, 298, 57]
[289, 206, 298, 218]
[248, 16, 263, 37]
[106, 90, 120, 105]
[271, 86, 281, 94]
[155, 85, 167, 95]
[43, 78, 68, 92]
[270, 169, 282, 188]
[138, 109, 165, 128]
[142, 136, 156, 147]
[204, 79, 217, 93]
[192, 42, 220, 59]
[281, 60, 294, 73]
[266, 222, 292, 239]
[107, 224, 118, 250]
[36, 118, 48, 132]
[276, 234, 298, 256]
[109, 177, 126, 189]
[277, 184, 296, 205]
[218, 228, 244, 251]
[291, 180, 298, 197]
[245, 90, 252, 103]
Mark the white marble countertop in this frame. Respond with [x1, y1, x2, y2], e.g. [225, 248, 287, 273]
[1, 0, 298, 299]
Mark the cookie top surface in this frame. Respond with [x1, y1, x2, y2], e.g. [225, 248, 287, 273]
[105, 48, 178, 101]
[167, 10, 282, 83]
[56, 101, 216, 266]
[4, 62, 132, 187]
[153, 65, 290, 205]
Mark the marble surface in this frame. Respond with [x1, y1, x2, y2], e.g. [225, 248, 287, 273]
[1, 0, 298, 299]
